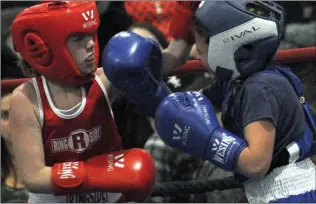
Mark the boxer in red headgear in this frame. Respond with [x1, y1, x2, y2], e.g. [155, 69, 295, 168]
[9, 1, 199, 203]
[9, 2, 156, 203]
[11, 1, 100, 85]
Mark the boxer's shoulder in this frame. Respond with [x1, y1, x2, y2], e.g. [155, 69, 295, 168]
[11, 80, 36, 105]
[244, 71, 293, 93]
[240, 70, 298, 108]
[10, 79, 41, 124]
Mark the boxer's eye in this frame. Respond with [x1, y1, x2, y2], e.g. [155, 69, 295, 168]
[87, 33, 94, 38]
[70, 34, 85, 42]
[73, 36, 84, 41]
[1, 110, 9, 120]
[246, 3, 270, 17]
[71, 33, 94, 42]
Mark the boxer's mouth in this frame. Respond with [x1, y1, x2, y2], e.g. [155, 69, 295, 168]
[85, 53, 95, 62]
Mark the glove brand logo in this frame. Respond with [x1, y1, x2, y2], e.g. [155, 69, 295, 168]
[202, 105, 211, 125]
[193, 92, 211, 125]
[59, 161, 79, 179]
[172, 123, 190, 146]
[223, 26, 261, 44]
[107, 153, 125, 171]
[51, 126, 101, 153]
[212, 133, 236, 164]
[212, 139, 220, 151]
[81, 9, 97, 28]
[172, 123, 182, 140]
[114, 153, 125, 168]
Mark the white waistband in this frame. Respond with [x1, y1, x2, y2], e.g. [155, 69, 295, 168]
[28, 191, 122, 203]
[244, 158, 316, 203]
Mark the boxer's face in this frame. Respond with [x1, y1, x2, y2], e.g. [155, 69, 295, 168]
[193, 29, 210, 70]
[67, 33, 96, 75]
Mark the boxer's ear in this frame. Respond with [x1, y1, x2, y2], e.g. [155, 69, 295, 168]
[17, 57, 39, 78]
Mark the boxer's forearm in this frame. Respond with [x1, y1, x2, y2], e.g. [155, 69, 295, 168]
[161, 39, 192, 76]
[236, 120, 275, 178]
[236, 147, 271, 179]
[22, 167, 53, 193]
[216, 112, 223, 127]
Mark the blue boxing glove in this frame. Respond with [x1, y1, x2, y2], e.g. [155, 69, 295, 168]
[102, 31, 171, 117]
[155, 91, 248, 171]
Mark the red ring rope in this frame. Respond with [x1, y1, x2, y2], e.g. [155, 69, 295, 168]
[1, 78, 31, 95]
[168, 46, 316, 76]
[275, 46, 316, 63]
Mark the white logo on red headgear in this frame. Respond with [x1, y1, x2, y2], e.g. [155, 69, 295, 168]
[199, 1, 206, 8]
[81, 9, 97, 28]
[82, 10, 94, 21]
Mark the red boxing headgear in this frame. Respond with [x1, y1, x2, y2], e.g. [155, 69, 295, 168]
[11, 1, 100, 85]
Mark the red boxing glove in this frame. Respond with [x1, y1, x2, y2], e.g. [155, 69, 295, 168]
[168, 1, 201, 45]
[52, 148, 155, 202]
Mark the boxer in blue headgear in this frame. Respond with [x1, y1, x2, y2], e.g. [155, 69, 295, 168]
[153, 1, 316, 203]
[102, 1, 315, 202]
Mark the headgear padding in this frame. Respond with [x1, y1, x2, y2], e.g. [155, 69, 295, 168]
[196, 1, 285, 80]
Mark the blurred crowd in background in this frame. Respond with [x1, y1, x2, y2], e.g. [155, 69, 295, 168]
[1, 1, 315, 203]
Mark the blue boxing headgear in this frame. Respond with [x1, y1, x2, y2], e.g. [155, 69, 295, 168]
[195, 1, 285, 80]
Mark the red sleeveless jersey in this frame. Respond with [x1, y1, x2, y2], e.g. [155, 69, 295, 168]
[33, 75, 122, 166]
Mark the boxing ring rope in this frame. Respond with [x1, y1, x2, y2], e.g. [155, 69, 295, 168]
[1, 78, 31, 94]
[1, 46, 315, 197]
[152, 176, 242, 197]
[168, 46, 316, 76]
